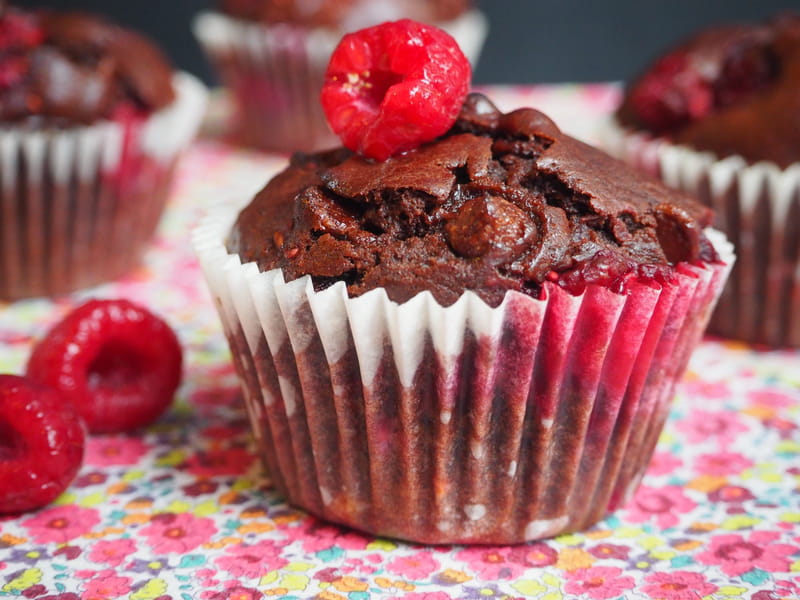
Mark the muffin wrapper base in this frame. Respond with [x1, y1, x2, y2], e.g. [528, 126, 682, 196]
[194, 209, 732, 545]
[193, 10, 487, 153]
[603, 121, 800, 347]
[0, 73, 208, 301]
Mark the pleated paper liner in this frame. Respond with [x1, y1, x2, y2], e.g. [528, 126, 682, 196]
[193, 10, 487, 153]
[0, 73, 208, 302]
[193, 206, 733, 545]
[603, 120, 800, 347]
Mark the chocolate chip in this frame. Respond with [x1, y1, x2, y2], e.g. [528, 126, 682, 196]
[445, 195, 537, 262]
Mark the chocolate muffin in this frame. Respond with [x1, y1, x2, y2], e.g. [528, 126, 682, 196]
[195, 93, 733, 544]
[0, 6, 207, 301]
[193, 1, 486, 152]
[0, 9, 175, 125]
[605, 13, 800, 346]
[616, 13, 800, 167]
[218, 0, 471, 28]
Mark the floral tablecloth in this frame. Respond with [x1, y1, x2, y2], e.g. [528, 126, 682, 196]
[1, 85, 799, 600]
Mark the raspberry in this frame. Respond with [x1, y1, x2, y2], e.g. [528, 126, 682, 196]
[0, 8, 44, 90]
[0, 375, 85, 514]
[629, 52, 713, 134]
[27, 299, 183, 434]
[629, 36, 777, 135]
[320, 19, 471, 161]
[714, 42, 776, 109]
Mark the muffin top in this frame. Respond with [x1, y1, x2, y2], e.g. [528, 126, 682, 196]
[228, 93, 718, 308]
[617, 13, 800, 167]
[218, 0, 471, 29]
[0, 6, 175, 126]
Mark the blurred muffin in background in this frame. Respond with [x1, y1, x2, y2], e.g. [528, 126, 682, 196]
[193, 0, 487, 153]
[0, 5, 207, 301]
[603, 13, 800, 347]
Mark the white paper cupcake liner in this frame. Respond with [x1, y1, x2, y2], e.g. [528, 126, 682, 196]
[0, 73, 208, 301]
[193, 10, 488, 153]
[193, 203, 733, 544]
[603, 119, 800, 347]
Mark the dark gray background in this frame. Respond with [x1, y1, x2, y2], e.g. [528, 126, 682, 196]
[23, 0, 800, 85]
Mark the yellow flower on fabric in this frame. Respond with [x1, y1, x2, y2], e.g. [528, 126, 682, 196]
[721, 515, 761, 530]
[2, 568, 41, 592]
[614, 526, 645, 538]
[658, 429, 676, 444]
[258, 571, 279, 586]
[511, 579, 547, 596]
[742, 463, 781, 483]
[777, 440, 800, 454]
[285, 562, 314, 571]
[165, 500, 192, 513]
[554, 533, 583, 546]
[278, 574, 309, 591]
[122, 469, 146, 481]
[367, 539, 397, 551]
[53, 492, 76, 505]
[193, 500, 219, 516]
[639, 535, 664, 550]
[130, 579, 168, 600]
[155, 450, 185, 467]
[717, 585, 747, 596]
[542, 573, 561, 587]
[78, 492, 106, 507]
[232, 478, 256, 491]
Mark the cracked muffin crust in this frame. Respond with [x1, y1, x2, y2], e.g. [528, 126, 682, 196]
[229, 93, 718, 307]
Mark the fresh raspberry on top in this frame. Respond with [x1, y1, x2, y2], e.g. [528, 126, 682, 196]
[0, 374, 85, 514]
[321, 19, 471, 161]
[27, 299, 183, 434]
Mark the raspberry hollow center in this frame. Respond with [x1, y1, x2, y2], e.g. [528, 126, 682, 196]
[348, 69, 403, 114]
[0, 422, 22, 461]
[88, 342, 147, 389]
